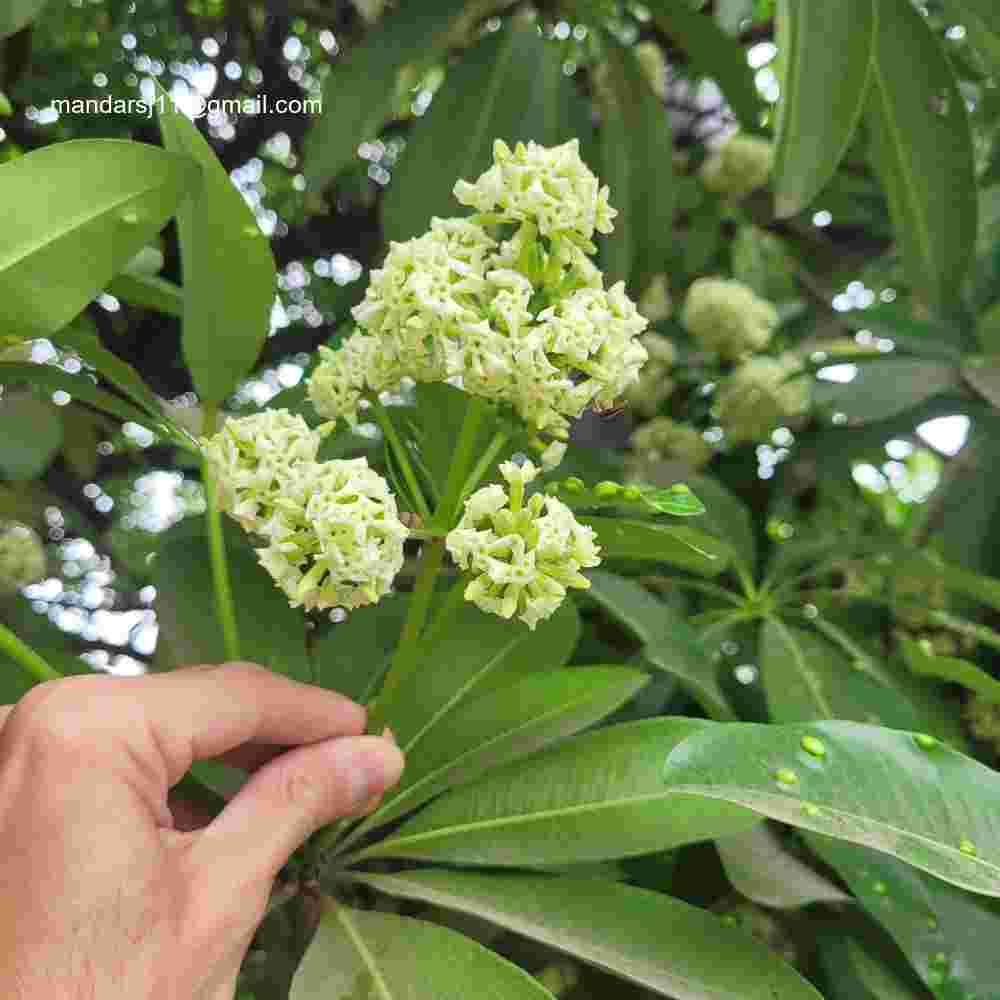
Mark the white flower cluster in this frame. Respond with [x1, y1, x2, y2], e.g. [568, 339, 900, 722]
[700, 132, 773, 199]
[683, 277, 778, 361]
[716, 355, 809, 443]
[630, 417, 713, 470]
[0, 522, 46, 594]
[625, 332, 676, 417]
[446, 461, 601, 629]
[203, 411, 407, 612]
[308, 140, 648, 440]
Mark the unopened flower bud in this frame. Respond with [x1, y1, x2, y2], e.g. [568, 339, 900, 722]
[700, 132, 773, 199]
[0, 522, 46, 594]
[716, 355, 809, 443]
[683, 278, 778, 360]
[631, 417, 713, 470]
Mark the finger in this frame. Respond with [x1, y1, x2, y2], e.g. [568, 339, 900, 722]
[190, 735, 404, 884]
[0, 705, 13, 730]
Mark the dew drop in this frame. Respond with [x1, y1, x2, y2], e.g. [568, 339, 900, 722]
[800, 734, 826, 758]
[243, 224, 262, 237]
[872, 881, 888, 895]
[774, 767, 799, 787]
[930, 952, 949, 969]
[801, 802, 820, 818]
[669, 482, 691, 494]
[120, 210, 139, 225]
[913, 732, 938, 750]
[959, 838, 977, 857]
[926, 915, 938, 930]
[926, 970, 946, 988]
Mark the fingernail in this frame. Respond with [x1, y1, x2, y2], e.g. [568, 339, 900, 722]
[381, 726, 397, 745]
[349, 737, 404, 809]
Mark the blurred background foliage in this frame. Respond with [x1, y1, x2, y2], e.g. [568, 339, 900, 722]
[5, 0, 1000, 997]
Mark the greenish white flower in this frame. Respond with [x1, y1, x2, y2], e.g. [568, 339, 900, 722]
[255, 458, 408, 612]
[630, 416, 713, 470]
[625, 332, 676, 417]
[539, 439, 567, 472]
[700, 132, 773, 198]
[454, 139, 616, 241]
[0, 522, 46, 594]
[201, 410, 327, 529]
[716, 354, 809, 443]
[446, 460, 601, 629]
[683, 277, 778, 360]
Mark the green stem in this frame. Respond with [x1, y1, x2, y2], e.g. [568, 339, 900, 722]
[371, 399, 432, 522]
[0, 622, 61, 684]
[457, 429, 510, 507]
[645, 576, 744, 607]
[926, 609, 1000, 653]
[202, 404, 241, 662]
[433, 397, 486, 531]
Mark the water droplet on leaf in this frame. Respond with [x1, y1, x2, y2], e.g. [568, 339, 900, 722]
[800, 734, 826, 758]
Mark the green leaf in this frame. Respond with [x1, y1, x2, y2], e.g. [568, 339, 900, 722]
[546, 478, 705, 517]
[866, 0, 977, 308]
[290, 901, 555, 1000]
[586, 570, 734, 720]
[358, 718, 759, 866]
[0, 392, 62, 480]
[598, 42, 675, 291]
[382, 21, 587, 242]
[662, 718, 1000, 897]
[772, 0, 875, 217]
[646, 0, 764, 132]
[683, 475, 756, 572]
[303, 0, 470, 191]
[580, 517, 729, 576]
[152, 519, 312, 682]
[0, 140, 197, 336]
[818, 933, 927, 1000]
[357, 870, 823, 1000]
[810, 835, 1000, 998]
[913, 554, 1000, 612]
[156, 87, 277, 405]
[0, 0, 49, 39]
[715, 823, 849, 908]
[812, 360, 960, 424]
[901, 637, 1000, 702]
[363, 666, 648, 830]
[106, 271, 183, 318]
[940, 0, 1000, 76]
[374, 598, 580, 754]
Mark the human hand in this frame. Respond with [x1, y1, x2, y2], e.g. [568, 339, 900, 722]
[0, 662, 405, 999]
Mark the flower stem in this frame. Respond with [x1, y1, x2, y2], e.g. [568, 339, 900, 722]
[0, 622, 61, 684]
[371, 399, 432, 522]
[458, 429, 510, 509]
[433, 397, 486, 532]
[202, 403, 241, 662]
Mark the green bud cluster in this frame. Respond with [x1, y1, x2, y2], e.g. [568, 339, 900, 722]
[700, 132, 774, 199]
[0, 522, 46, 594]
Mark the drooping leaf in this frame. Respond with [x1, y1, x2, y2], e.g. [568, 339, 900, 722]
[772, 0, 875, 217]
[901, 636, 1000, 703]
[304, 0, 470, 191]
[0, 0, 48, 38]
[662, 718, 1000, 897]
[360, 666, 647, 830]
[646, 0, 765, 132]
[0, 392, 62, 480]
[0, 140, 197, 336]
[715, 823, 849, 908]
[382, 21, 588, 242]
[818, 932, 928, 1000]
[106, 271, 183, 318]
[152, 518, 312, 682]
[290, 901, 555, 1000]
[586, 570, 734, 720]
[357, 870, 823, 1000]
[599, 42, 675, 292]
[865, 0, 977, 308]
[357, 717, 759, 866]
[580, 516, 730, 576]
[156, 87, 277, 405]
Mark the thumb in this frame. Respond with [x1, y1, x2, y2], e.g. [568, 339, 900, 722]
[190, 734, 404, 884]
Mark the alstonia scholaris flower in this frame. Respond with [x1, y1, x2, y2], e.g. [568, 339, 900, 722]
[716, 355, 809, 443]
[625, 332, 676, 417]
[256, 457, 408, 612]
[446, 460, 601, 629]
[201, 409, 326, 529]
[308, 140, 648, 438]
[700, 132, 773, 199]
[683, 278, 778, 361]
[0, 522, 46, 594]
[630, 416, 713, 470]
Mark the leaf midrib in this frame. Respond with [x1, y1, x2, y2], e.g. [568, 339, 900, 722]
[335, 907, 395, 1000]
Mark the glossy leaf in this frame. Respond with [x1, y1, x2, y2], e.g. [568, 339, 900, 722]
[818, 933, 926, 1000]
[0, 0, 49, 37]
[715, 823, 849, 908]
[153, 519, 312, 682]
[599, 43, 674, 291]
[0, 140, 197, 336]
[290, 901, 555, 1000]
[358, 718, 759, 866]
[580, 517, 729, 576]
[304, 0, 469, 190]
[382, 22, 587, 242]
[363, 666, 648, 830]
[772, 0, 875, 217]
[810, 834, 1000, 998]
[586, 570, 734, 720]
[662, 718, 1000, 896]
[546, 479, 705, 517]
[941, 1, 1000, 76]
[156, 87, 276, 405]
[0, 392, 62, 480]
[358, 870, 823, 1000]
[106, 271, 183, 318]
[646, 0, 764, 132]
[374, 598, 580, 754]
[866, 0, 977, 308]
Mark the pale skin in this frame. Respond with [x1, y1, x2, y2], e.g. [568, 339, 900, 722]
[0, 661, 405, 999]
